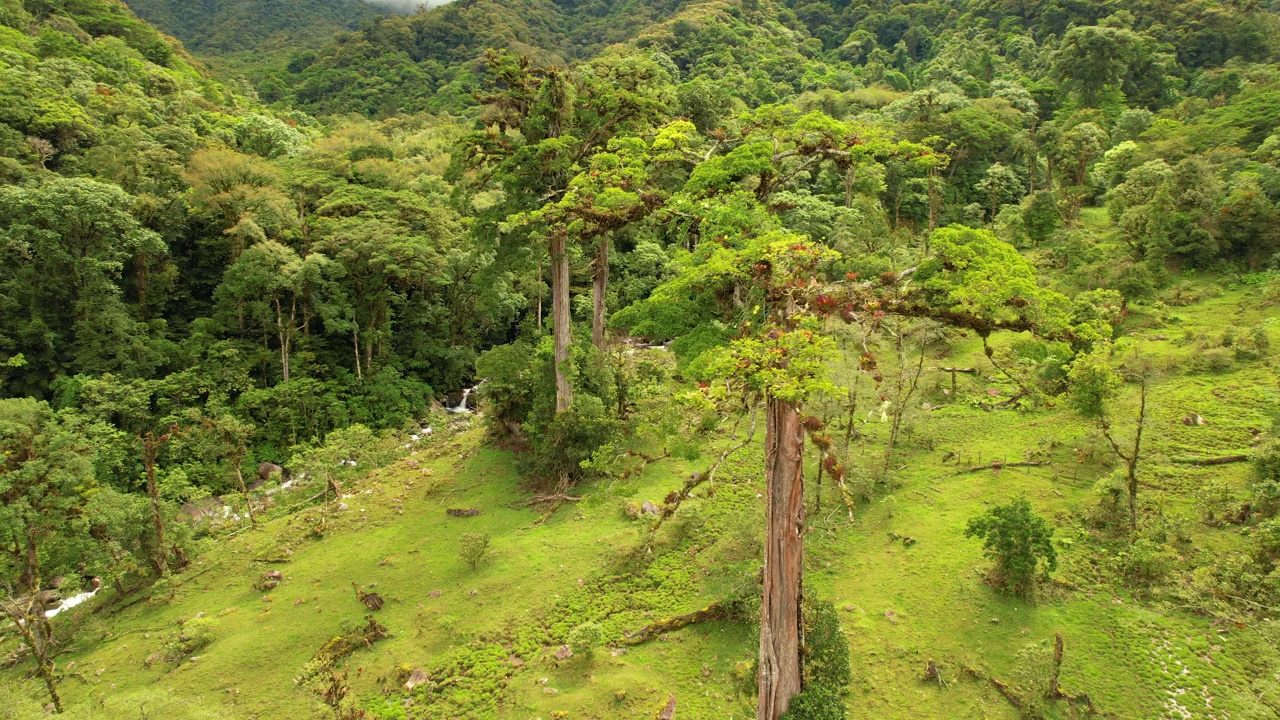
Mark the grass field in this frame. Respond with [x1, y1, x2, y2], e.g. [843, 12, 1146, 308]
[3, 277, 1278, 720]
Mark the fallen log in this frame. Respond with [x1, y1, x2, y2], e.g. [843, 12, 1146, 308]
[1048, 632, 1096, 713]
[962, 666, 1021, 710]
[624, 602, 730, 645]
[923, 660, 949, 688]
[956, 460, 1047, 474]
[521, 493, 582, 507]
[655, 694, 677, 720]
[1171, 454, 1249, 466]
[989, 676, 1023, 709]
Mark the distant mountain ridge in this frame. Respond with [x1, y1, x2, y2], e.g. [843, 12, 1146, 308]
[122, 0, 389, 56]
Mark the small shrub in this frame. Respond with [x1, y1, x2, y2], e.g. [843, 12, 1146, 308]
[802, 600, 850, 691]
[1088, 470, 1129, 532]
[1188, 347, 1234, 373]
[1254, 439, 1280, 517]
[964, 497, 1057, 597]
[779, 683, 845, 720]
[1250, 324, 1271, 355]
[457, 533, 491, 570]
[1195, 478, 1236, 526]
[1012, 640, 1055, 717]
[1110, 262, 1156, 305]
[567, 622, 602, 657]
[162, 616, 219, 661]
[1118, 538, 1177, 586]
[733, 659, 758, 697]
[1247, 518, 1280, 569]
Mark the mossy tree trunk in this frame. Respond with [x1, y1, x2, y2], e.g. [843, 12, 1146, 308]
[551, 228, 573, 414]
[592, 237, 608, 351]
[140, 431, 170, 577]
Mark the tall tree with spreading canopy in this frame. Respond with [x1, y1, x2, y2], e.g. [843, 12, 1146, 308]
[456, 50, 673, 412]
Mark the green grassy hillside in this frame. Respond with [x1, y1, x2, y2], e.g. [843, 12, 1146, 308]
[6, 272, 1276, 719]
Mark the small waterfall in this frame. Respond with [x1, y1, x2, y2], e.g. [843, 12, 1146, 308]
[450, 387, 475, 414]
[45, 587, 100, 618]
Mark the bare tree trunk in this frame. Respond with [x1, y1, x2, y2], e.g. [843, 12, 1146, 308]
[551, 229, 573, 414]
[274, 298, 292, 383]
[758, 396, 805, 720]
[884, 325, 926, 472]
[233, 458, 256, 528]
[592, 237, 608, 351]
[352, 321, 362, 381]
[1128, 377, 1147, 533]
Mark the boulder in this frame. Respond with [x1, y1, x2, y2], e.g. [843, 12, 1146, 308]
[404, 667, 428, 691]
[179, 496, 226, 521]
[252, 462, 289, 491]
[553, 644, 573, 661]
[641, 500, 660, 515]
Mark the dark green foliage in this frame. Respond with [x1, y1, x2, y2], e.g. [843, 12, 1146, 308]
[801, 600, 850, 692]
[964, 497, 1058, 597]
[124, 0, 383, 58]
[779, 683, 845, 720]
[477, 336, 620, 486]
[1108, 263, 1156, 305]
[1254, 439, 1280, 517]
[670, 322, 731, 379]
[520, 396, 619, 488]
[474, 341, 536, 436]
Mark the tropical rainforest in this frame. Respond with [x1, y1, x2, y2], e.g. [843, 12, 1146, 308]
[2, 0, 1280, 717]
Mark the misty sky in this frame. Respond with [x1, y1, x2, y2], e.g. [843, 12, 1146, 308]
[365, 0, 455, 12]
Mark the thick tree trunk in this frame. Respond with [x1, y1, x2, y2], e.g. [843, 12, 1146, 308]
[758, 396, 805, 720]
[592, 237, 608, 351]
[550, 230, 573, 414]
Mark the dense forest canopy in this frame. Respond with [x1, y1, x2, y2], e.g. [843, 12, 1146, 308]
[2, 0, 1280, 717]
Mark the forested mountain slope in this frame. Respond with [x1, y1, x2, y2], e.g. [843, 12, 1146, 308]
[3, 0, 1280, 718]
[121, 0, 386, 60]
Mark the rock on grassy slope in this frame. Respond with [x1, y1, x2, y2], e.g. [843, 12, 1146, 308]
[5, 282, 1279, 719]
